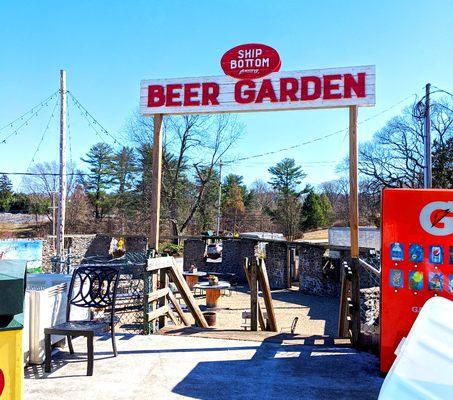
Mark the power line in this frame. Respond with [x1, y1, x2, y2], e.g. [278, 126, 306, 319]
[431, 85, 453, 98]
[0, 171, 89, 177]
[222, 91, 418, 165]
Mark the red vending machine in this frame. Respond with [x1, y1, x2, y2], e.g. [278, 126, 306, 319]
[381, 188, 453, 373]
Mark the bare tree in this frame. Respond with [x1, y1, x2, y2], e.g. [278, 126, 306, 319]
[23, 161, 77, 224]
[357, 98, 452, 194]
[124, 112, 243, 238]
[23, 161, 77, 198]
[246, 180, 278, 232]
[178, 114, 243, 235]
[320, 178, 349, 225]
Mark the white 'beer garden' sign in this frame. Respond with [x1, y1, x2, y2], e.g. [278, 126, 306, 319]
[140, 43, 375, 115]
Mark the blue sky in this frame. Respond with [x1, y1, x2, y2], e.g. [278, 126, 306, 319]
[1, 0, 452, 190]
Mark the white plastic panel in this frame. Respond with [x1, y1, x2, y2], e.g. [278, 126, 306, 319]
[379, 297, 453, 399]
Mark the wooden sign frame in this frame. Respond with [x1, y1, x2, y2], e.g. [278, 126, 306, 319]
[141, 63, 376, 275]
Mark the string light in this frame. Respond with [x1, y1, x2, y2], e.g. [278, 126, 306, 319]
[67, 94, 74, 165]
[16, 97, 59, 191]
[68, 92, 122, 146]
[25, 98, 59, 171]
[0, 91, 58, 135]
[0, 171, 89, 176]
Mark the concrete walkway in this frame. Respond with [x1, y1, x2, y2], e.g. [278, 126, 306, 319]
[25, 334, 383, 400]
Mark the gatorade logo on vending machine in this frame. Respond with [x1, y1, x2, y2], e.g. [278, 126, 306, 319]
[419, 201, 453, 236]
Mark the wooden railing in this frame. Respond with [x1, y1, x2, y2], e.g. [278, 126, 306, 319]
[338, 261, 354, 340]
[143, 256, 208, 334]
[338, 258, 380, 348]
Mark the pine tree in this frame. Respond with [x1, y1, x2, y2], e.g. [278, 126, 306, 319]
[81, 142, 114, 219]
[113, 147, 137, 194]
[432, 136, 453, 189]
[268, 158, 306, 196]
[112, 146, 137, 228]
[0, 174, 13, 212]
[300, 190, 330, 231]
[222, 180, 245, 233]
[268, 158, 306, 239]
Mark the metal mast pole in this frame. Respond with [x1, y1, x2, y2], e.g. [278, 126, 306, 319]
[56, 70, 67, 264]
[51, 192, 56, 248]
[423, 83, 432, 188]
[216, 160, 222, 235]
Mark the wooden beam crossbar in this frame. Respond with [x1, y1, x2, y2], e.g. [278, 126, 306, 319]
[168, 260, 208, 328]
[244, 257, 278, 332]
[243, 258, 266, 330]
[146, 287, 169, 303]
[257, 259, 278, 332]
[147, 305, 170, 321]
[167, 290, 190, 326]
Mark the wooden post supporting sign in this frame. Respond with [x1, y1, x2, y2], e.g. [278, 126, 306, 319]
[150, 114, 164, 251]
[348, 105, 361, 345]
[349, 105, 359, 259]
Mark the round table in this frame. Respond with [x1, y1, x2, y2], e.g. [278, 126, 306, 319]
[193, 281, 231, 308]
[182, 271, 207, 290]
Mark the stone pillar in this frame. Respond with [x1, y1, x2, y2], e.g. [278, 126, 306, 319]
[265, 241, 289, 289]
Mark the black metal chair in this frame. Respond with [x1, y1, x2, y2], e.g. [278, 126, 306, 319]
[44, 265, 120, 376]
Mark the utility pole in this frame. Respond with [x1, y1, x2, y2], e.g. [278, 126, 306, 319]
[423, 83, 432, 188]
[216, 160, 223, 235]
[56, 70, 67, 263]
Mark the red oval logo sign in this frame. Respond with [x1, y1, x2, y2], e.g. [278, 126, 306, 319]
[221, 43, 281, 79]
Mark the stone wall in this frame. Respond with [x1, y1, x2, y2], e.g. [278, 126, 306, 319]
[299, 245, 341, 297]
[182, 238, 294, 289]
[182, 237, 342, 294]
[221, 239, 256, 282]
[183, 238, 256, 283]
[183, 238, 207, 270]
[42, 234, 148, 272]
[42, 235, 96, 272]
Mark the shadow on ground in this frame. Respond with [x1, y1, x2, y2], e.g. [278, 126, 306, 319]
[25, 333, 383, 400]
[171, 334, 382, 400]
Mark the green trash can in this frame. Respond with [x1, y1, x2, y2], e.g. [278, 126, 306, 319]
[0, 260, 27, 400]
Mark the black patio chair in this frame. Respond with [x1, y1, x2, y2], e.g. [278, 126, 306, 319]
[44, 265, 120, 376]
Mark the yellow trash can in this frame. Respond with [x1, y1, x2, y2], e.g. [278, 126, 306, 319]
[0, 330, 23, 400]
[0, 260, 27, 400]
